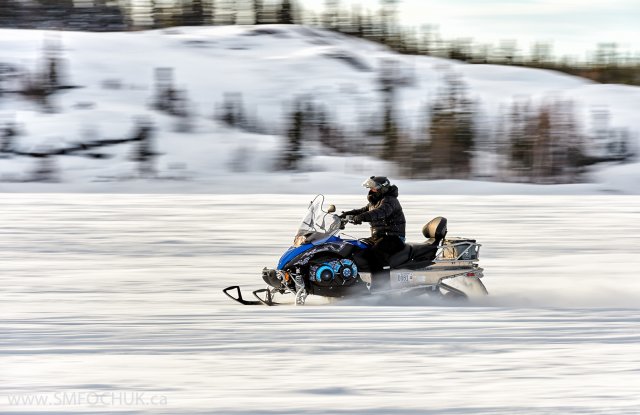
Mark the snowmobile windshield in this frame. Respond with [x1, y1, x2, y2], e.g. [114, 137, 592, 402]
[294, 195, 342, 244]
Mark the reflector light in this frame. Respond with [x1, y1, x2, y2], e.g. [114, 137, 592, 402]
[466, 272, 476, 277]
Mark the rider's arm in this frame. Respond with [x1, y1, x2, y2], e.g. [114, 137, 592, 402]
[356, 197, 395, 222]
[343, 206, 368, 216]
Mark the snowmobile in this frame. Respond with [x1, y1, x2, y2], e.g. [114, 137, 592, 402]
[223, 195, 488, 306]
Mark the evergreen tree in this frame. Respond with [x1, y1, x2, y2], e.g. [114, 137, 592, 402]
[381, 103, 398, 160]
[183, 0, 205, 26]
[0, 0, 18, 27]
[277, 0, 294, 24]
[410, 107, 432, 179]
[0, 122, 18, 155]
[150, 0, 162, 28]
[377, 62, 399, 161]
[426, 101, 453, 177]
[282, 99, 304, 170]
[153, 67, 177, 113]
[530, 106, 552, 180]
[228, 0, 237, 25]
[46, 53, 59, 91]
[379, 0, 399, 48]
[451, 95, 474, 177]
[507, 101, 535, 178]
[353, 8, 364, 37]
[418, 71, 475, 179]
[130, 122, 156, 178]
[214, 0, 237, 24]
[120, 0, 135, 29]
[530, 42, 553, 67]
[31, 156, 59, 182]
[323, 0, 339, 30]
[218, 92, 246, 128]
[209, 0, 216, 24]
[253, 0, 263, 24]
[506, 99, 587, 183]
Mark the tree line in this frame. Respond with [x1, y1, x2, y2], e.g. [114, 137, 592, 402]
[1, 0, 639, 86]
[277, 65, 636, 184]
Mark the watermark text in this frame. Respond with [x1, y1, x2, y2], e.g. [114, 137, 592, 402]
[4, 391, 168, 407]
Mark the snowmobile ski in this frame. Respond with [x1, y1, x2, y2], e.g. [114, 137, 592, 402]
[222, 286, 263, 305]
[222, 286, 280, 306]
[252, 288, 279, 306]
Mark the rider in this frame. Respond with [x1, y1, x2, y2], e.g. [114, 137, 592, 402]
[341, 176, 406, 291]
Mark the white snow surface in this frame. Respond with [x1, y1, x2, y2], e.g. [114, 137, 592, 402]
[2, 194, 640, 414]
[1, 25, 640, 194]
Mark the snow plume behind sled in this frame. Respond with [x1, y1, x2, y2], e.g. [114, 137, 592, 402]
[335, 283, 640, 308]
[468, 281, 640, 309]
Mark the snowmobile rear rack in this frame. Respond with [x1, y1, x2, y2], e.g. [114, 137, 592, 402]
[222, 285, 278, 306]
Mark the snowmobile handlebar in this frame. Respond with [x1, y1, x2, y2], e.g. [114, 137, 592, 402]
[340, 215, 361, 226]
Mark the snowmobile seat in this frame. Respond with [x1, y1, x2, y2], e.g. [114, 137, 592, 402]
[412, 217, 448, 262]
[389, 243, 438, 267]
[409, 243, 438, 262]
[423, 216, 448, 245]
[389, 217, 448, 268]
[389, 244, 412, 268]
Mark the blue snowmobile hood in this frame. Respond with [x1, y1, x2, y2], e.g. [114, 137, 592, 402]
[277, 236, 366, 270]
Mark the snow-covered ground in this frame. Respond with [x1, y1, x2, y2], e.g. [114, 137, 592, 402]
[2, 194, 640, 413]
[1, 25, 640, 194]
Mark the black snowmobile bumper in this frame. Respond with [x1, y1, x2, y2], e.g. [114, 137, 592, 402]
[262, 267, 282, 288]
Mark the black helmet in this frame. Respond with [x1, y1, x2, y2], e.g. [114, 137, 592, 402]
[362, 176, 390, 191]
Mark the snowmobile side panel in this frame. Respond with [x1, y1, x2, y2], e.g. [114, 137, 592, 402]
[345, 238, 369, 250]
[283, 241, 356, 269]
[277, 237, 357, 270]
[277, 244, 314, 269]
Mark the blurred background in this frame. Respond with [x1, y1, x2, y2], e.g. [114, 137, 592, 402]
[0, 0, 639, 191]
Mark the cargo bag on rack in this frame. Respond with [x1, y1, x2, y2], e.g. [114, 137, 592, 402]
[442, 238, 478, 260]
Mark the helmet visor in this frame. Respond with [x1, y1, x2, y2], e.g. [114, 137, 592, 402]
[362, 177, 381, 190]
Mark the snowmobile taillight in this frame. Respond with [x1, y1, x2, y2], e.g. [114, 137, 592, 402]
[466, 272, 476, 277]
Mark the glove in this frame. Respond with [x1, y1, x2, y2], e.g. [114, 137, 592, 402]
[340, 210, 357, 219]
[351, 215, 363, 225]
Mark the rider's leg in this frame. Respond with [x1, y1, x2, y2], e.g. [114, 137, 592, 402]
[367, 236, 405, 291]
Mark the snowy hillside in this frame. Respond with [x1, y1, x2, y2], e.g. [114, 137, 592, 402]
[1, 25, 640, 194]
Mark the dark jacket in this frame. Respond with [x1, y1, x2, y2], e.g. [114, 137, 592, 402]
[345, 185, 406, 238]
